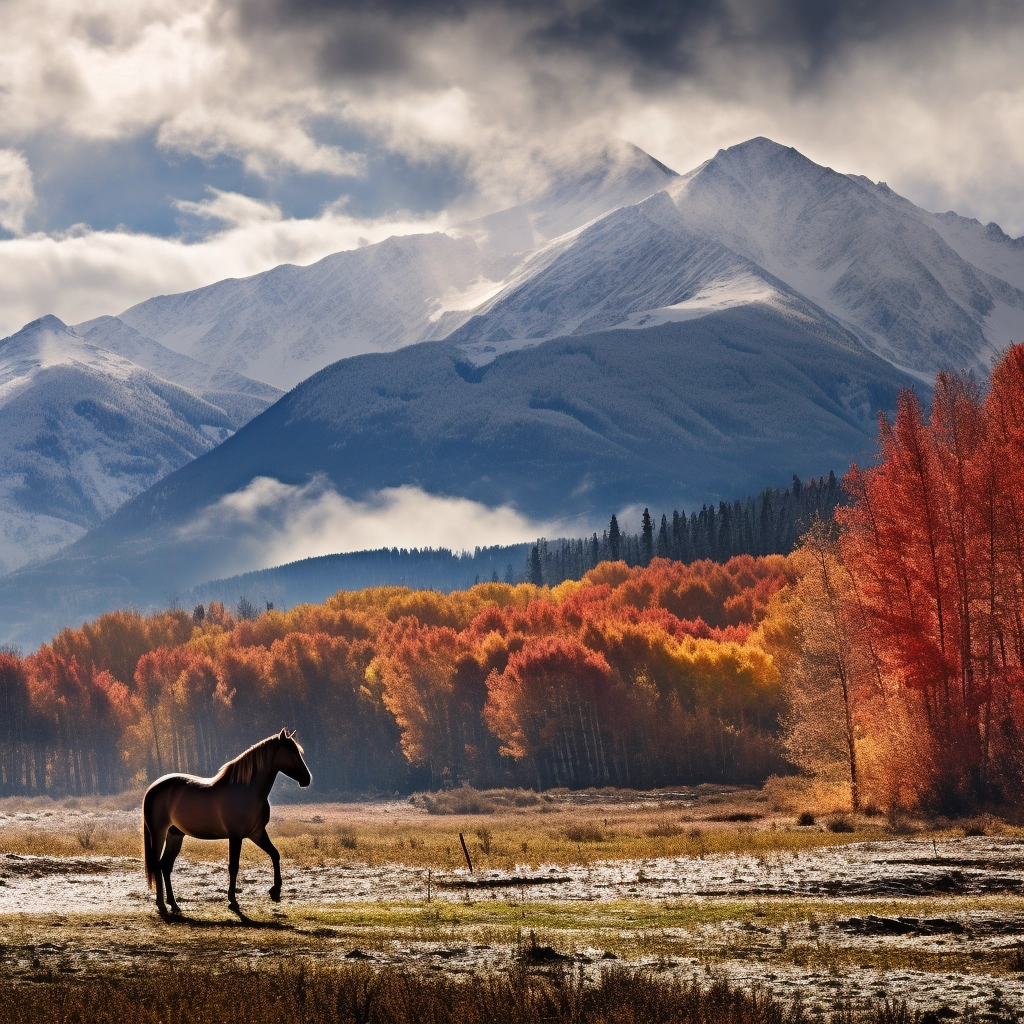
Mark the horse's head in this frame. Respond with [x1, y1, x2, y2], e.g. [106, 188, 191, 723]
[275, 729, 312, 787]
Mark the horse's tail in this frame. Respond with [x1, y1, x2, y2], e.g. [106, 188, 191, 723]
[142, 788, 160, 891]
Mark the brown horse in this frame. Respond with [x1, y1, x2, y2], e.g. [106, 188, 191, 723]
[142, 729, 312, 916]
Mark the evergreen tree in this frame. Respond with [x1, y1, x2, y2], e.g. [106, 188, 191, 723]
[529, 545, 544, 586]
[608, 515, 621, 560]
[657, 514, 670, 558]
[641, 508, 654, 564]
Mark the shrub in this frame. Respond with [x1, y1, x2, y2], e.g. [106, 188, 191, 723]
[563, 824, 604, 843]
[421, 786, 497, 815]
[826, 814, 855, 833]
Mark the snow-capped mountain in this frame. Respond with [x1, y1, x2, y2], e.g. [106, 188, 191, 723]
[0, 316, 281, 574]
[114, 143, 681, 389]
[662, 139, 1024, 378]
[3, 136, 1023, 646]
[109, 138, 1024, 390]
[0, 298, 918, 643]
[76, 315, 281, 426]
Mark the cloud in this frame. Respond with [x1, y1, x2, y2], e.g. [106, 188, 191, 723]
[0, 0, 364, 179]
[2, 0, 1024, 336]
[221, 0, 1024, 232]
[0, 197, 447, 339]
[0, 150, 36, 234]
[181, 476, 553, 574]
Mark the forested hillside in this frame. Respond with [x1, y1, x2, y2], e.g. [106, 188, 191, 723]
[5, 346, 1024, 813]
[529, 472, 843, 587]
[185, 473, 844, 614]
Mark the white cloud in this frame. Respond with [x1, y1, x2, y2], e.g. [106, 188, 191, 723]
[0, 199, 447, 338]
[157, 105, 365, 178]
[182, 476, 553, 573]
[0, 149, 36, 234]
[174, 187, 282, 225]
[1, 0, 1024, 342]
[0, 0, 363, 179]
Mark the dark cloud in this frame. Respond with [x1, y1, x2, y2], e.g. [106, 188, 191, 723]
[231, 0, 1024, 88]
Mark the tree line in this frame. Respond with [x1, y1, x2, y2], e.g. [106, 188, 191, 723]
[179, 477, 843, 619]
[523, 473, 843, 587]
[0, 557, 790, 797]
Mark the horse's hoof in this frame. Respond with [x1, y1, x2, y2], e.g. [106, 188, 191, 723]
[228, 899, 240, 912]
[269, 886, 281, 903]
[169, 904, 181, 916]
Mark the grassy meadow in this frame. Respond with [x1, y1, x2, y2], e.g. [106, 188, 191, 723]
[3, 783, 1024, 1022]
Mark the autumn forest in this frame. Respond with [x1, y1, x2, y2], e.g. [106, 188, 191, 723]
[4, 346, 1024, 815]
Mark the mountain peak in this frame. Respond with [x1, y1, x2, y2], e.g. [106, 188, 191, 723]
[18, 314, 71, 336]
[709, 137, 823, 178]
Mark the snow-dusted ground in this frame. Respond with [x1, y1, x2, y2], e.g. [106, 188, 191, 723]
[3, 832, 1022, 912]
[2, 826, 1022, 1014]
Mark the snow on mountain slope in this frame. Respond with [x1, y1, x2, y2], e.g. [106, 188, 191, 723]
[76, 315, 282, 425]
[117, 137, 1024, 388]
[664, 138, 1024, 378]
[115, 144, 681, 390]
[0, 315, 279, 574]
[448, 190, 815, 364]
[118, 233, 515, 390]
[462, 140, 680, 253]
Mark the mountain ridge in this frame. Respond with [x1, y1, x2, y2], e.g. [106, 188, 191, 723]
[0, 315, 281, 574]
[0, 298, 922, 645]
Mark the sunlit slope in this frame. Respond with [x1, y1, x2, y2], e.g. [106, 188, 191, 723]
[104, 139, 1024, 390]
[666, 138, 1024, 377]
[113, 144, 680, 390]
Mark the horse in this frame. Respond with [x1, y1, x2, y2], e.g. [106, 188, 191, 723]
[142, 729, 312, 917]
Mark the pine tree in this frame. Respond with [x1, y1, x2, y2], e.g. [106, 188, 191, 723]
[641, 508, 654, 564]
[657, 514, 670, 558]
[608, 515, 621, 561]
[529, 545, 544, 586]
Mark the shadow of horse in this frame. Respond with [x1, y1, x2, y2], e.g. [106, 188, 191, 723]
[161, 909, 300, 931]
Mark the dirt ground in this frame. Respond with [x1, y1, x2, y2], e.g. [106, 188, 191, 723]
[2, 787, 1023, 1019]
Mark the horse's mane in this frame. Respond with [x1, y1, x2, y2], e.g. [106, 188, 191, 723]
[216, 734, 300, 785]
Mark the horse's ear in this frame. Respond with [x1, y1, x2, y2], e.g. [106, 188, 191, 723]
[279, 728, 288, 740]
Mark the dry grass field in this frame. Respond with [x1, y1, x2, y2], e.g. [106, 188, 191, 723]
[0, 780, 968, 868]
[2, 783, 1023, 1022]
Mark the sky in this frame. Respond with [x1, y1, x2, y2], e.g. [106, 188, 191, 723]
[1, 0, 1023, 339]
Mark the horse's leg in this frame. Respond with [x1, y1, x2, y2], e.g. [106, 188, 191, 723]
[144, 789, 171, 917]
[252, 827, 283, 902]
[227, 835, 242, 911]
[159, 827, 185, 915]
[151, 823, 170, 917]
[153, 829, 169, 916]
